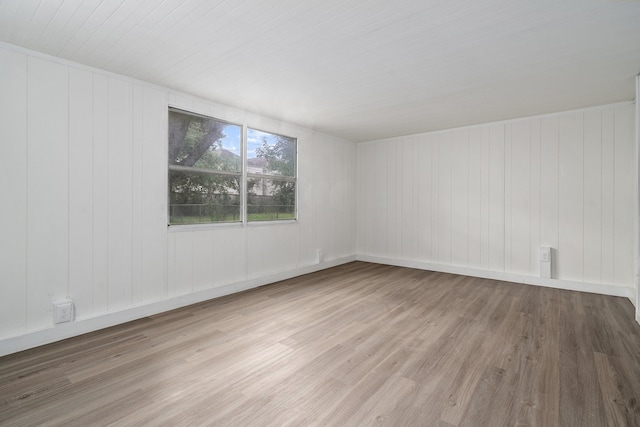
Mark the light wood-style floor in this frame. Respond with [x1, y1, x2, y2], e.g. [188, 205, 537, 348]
[1, 262, 639, 426]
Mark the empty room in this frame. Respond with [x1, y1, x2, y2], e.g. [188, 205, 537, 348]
[1, 0, 640, 425]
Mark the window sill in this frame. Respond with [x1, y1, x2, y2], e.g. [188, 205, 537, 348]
[167, 219, 299, 232]
[167, 221, 243, 232]
[246, 219, 298, 227]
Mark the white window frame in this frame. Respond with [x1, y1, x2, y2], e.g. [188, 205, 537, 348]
[167, 107, 243, 226]
[246, 127, 298, 223]
[167, 107, 298, 227]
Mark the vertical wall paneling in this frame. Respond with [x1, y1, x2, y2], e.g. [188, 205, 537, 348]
[167, 231, 176, 297]
[92, 73, 109, 316]
[468, 129, 482, 269]
[416, 137, 432, 261]
[451, 130, 469, 266]
[488, 125, 505, 272]
[401, 139, 416, 260]
[636, 77, 640, 320]
[325, 136, 337, 258]
[251, 227, 270, 281]
[349, 143, 357, 257]
[141, 86, 168, 302]
[583, 109, 603, 284]
[192, 230, 214, 291]
[387, 142, 400, 257]
[26, 57, 69, 330]
[356, 103, 635, 293]
[298, 133, 315, 264]
[328, 138, 340, 258]
[366, 141, 376, 256]
[344, 142, 358, 256]
[0, 45, 358, 349]
[313, 133, 331, 258]
[613, 105, 635, 286]
[0, 49, 27, 337]
[343, 139, 355, 258]
[233, 225, 248, 285]
[172, 231, 194, 296]
[430, 134, 440, 260]
[438, 133, 452, 263]
[373, 143, 387, 256]
[510, 120, 532, 275]
[529, 119, 541, 275]
[479, 127, 491, 270]
[247, 227, 265, 277]
[600, 109, 615, 285]
[364, 142, 375, 254]
[106, 78, 133, 311]
[209, 228, 231, 288]
[540, 117, 560, 278]
[232, 225, 248, 285]
[334, 138, 345, 257]
[277, 225, 299, 273]
[68, 67, 94, 317]
[334, 138, 346, 257]
[337, 137, 352, 258]
[503, 124, 513, 272]
[558, 112, 584, 282]
[131, 84, 144, 305]
[356, 143, 365, 254]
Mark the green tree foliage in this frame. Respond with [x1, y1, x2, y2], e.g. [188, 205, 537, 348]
[168, 111, 241, 221]
[255, 136, 296, 211]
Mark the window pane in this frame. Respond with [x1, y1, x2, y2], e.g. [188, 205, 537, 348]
[247, 177, 295, 221]
[169, 170, 241, 224]
[247, 128, 296, 177]
[169, 110, 241, 173]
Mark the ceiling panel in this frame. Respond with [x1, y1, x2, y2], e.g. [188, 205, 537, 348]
[1, 0, 639, 142]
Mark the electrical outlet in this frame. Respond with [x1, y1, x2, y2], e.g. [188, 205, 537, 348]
[53, 300, 74, 324]
[540, 247, 551, 262]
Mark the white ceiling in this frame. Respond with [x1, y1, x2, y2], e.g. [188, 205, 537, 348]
[1, 0, 639, 142]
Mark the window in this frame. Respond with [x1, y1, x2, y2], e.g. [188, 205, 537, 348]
[168, 108, 242, 224]
[247, 128, 297, 221]
[168, 109, 297, 225]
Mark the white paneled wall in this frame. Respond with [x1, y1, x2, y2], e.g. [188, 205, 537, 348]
[0, 41, 636, 353]
[0, 48, 27, 337]
[0, 44, 356, 350]
[357, 104, 636, 293]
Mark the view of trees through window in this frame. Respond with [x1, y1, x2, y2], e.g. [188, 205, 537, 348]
[168, 108, 296, 225]
[247, 128, 296, 221]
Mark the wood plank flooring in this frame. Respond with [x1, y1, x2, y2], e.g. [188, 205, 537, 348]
[1, 262, 639, 426]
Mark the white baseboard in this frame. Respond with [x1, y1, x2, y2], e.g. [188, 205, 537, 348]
[2, 254, 637, 357]
[357, 254, 636, 303]
[0, 256, 356, 357]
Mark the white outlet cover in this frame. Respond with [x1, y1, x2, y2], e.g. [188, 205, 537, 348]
[540, 247, 551, 262]
[53, 300, 74, 324]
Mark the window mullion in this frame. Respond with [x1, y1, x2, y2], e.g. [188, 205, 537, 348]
[242, 123, 248, 224]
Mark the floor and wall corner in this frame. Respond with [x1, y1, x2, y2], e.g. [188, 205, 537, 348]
[0, 41, 638, 356]
[2, 2, 640, 424]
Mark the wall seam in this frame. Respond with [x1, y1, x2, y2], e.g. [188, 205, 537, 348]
[613, 108, 616, 285]
[600, 110, 604, 285]
[582, 111, 585, 282]
[24, 54, 29, 331]
[67, 66, 71, 298]
[467, 131, 470, 266]
[90, 73, 95, 314]
[557, 117, 560, 279]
